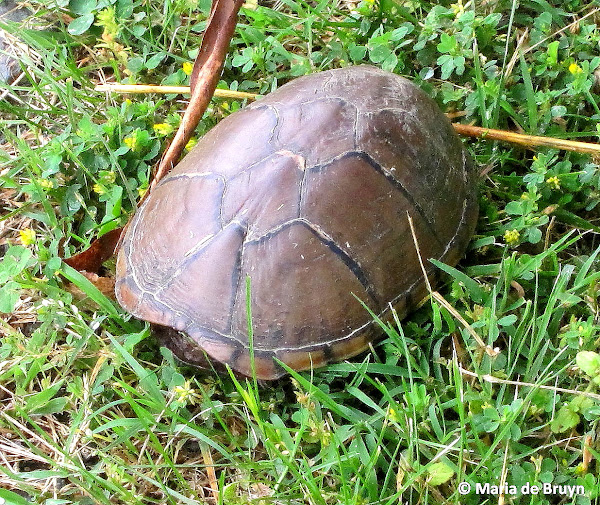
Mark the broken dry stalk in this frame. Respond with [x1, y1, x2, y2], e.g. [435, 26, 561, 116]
[96, 83, 257, 100]
[151, 0, 245, 191]
[97, 83, 600, 156]
[453, 123, 600, 156]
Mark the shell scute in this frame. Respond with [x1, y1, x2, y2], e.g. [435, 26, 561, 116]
[126, 175, 224, 289]
[229, 220, 377, 351]
[268, 97, 358, 166]
[222, 150, 304, 238]
[167, 105, 279, 180]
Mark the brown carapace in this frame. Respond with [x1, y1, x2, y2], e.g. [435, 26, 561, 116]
[115, 65, 479, 379]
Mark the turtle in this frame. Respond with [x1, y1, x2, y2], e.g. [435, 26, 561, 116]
[115, 65, 479, 380]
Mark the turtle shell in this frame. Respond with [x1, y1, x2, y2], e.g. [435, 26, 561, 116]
[115, 65, 478, 379]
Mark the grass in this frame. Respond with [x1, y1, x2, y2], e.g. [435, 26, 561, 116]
[1, 0, 600, 503]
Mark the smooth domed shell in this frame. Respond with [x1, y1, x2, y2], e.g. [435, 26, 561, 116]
[115, 65, 478, 379]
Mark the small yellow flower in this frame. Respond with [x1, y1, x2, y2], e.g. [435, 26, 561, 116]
[93, 183, 107, 195]
[102, 171, 116, 184]
[546, 175, 560, 190]
[153, 123, 173, 136]
[123, 135, 137, 150]
[38, 179, 54, 189]
[185, 137, 197, 151]
[182, 61, 194, 76]
[138, 186, 148, 198]
[173, 380, 199, 405]
[19, 228, 36, 246]
[451, 0, 464, 16]
[520, 193, 530, 200]
[125, 98, 132, 106]
[504, 229, 520, 246]
[569, 62, 583, 74]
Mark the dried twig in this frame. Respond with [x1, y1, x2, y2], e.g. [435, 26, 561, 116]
[96, 83, 600, 156]
[201, 443, 220, 502]
[151, 0, 245, 191]
[452, 123, 600, 156]
[96, 83, 256, 100]
[64, 0, 244, 272]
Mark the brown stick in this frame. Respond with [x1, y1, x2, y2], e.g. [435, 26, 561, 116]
[64, 0, 244, 272]
[98, 81, 600, 156]
[96, 84, 256, 101]
[151, 0, 244, 191]
[452, 123, 600, 156]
